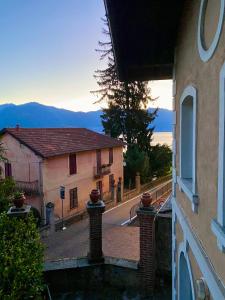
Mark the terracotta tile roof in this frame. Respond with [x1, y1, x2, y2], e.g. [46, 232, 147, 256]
[1, 128, 124, 158]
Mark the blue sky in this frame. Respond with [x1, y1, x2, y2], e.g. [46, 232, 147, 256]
[0, 0, 172, 111]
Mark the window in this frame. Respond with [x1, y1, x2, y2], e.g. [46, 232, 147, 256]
[69, 153, 77, 175]
[177, 86, 198, 212]
[109, 174, 114, 192]
[109, 148, 113, 164]
[5, 162, 12, 177]
[70, 188, 78, 209]
[197, 0, 225, 62]
[96, 181, 103, 199]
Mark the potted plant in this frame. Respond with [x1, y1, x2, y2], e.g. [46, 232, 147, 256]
[12, 191, 26, 208]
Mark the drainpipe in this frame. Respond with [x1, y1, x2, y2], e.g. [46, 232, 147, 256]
[38, 159, 45, 225]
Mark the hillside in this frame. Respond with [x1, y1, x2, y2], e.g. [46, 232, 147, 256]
[0, 102, 172, 132]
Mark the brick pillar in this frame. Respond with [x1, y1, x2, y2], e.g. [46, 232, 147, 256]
[137, 192, 156, 293]
[87, 189, 105, 263]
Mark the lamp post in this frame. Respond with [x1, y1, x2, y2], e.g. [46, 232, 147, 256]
[60, 186, 66, 230]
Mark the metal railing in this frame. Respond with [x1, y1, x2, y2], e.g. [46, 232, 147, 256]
[93, 165, 111, 178]
[129, 180, 172, 222]
[16, 180, 40, 195]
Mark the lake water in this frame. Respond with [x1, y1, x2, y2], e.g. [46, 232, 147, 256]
[152, 132, 172, 148]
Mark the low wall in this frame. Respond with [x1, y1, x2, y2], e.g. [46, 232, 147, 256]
[44, 257, 139, 298]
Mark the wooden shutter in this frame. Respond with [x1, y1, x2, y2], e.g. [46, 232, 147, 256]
[109, 148, 113, 164]
[96, 150, 101, 173]
[69, 154, 77, 175]
[70, 188, 78, 209]
[5, 162, 12, 177]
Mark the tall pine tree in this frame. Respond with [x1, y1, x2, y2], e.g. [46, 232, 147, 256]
[93, 19, 157, 153]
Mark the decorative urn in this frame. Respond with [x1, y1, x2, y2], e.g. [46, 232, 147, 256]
[141, 192, 152, 208]
[13, 191, 26, 208]
[90, 189, 100, 203]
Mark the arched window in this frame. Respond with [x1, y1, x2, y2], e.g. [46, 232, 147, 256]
[178, 86, 198, 212]
[179, 252, 194, 300]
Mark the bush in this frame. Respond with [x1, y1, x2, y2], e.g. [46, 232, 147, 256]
[0, 177, 15, 214]
[0, 212, 44, 299]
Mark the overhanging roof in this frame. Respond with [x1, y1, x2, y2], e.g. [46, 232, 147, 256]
[104, 0, 184, 81]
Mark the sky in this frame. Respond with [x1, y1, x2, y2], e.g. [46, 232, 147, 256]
[0, 0, 172, 112]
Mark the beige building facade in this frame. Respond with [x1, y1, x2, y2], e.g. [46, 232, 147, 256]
[0, 128, 123, 222]
[105, 0, 225, 298]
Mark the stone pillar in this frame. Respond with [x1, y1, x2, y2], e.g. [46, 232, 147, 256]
[87, 189, 105, 263]
[135, 172, 141, 193]
[137, 192, 156, 293]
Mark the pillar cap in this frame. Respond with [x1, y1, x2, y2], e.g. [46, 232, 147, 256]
[87, 200, 105, 209]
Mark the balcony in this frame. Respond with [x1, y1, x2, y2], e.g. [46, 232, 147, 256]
[16, 180, 40, 196]
[94, 164, 111, 179]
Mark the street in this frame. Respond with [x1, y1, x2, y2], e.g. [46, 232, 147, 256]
[43, 182, 169, 262]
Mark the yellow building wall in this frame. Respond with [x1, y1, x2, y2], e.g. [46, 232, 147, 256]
[42, 146, 123, 218]
[175, 0, 225, 287]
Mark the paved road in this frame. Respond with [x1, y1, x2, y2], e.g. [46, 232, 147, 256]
[43, 182, 169, 262]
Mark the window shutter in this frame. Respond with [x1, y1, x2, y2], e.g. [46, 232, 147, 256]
[5, 162, 12, 177]
[109, 148, 113, 164]
[70, 187, 78, 209]
[69, 154, 77, 175]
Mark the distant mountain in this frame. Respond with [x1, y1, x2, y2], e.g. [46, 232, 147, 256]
[0, 102, 172, 132]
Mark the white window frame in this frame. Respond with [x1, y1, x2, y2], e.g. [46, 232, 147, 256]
[178, 241, 195, 300]
[211, 62, 225, 252]
[177, 85, 198, 213]
[197, 0, 225, 62]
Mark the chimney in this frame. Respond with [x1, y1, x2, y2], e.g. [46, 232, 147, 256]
[16, 124, 20, 131]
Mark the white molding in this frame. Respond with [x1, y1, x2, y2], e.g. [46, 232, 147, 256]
[197, 0, 225, 62]
[212, 61, 225, 251]
[179, 86, 198, 210]
[172, 204, 177, 300]
[173, 197, 225, 300]
[177, 176, 198, 213]
[178, 240, 196, 300]
[173, 138, 176, 154]
[172, 111, 177, 125]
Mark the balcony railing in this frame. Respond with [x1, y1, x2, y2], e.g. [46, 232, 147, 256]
[94, 164, 111, 179]
[16, 180, 40, 196]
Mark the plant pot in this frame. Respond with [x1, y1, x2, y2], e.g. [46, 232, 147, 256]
[90, 189, 100, 203]
[141, 192, 152, 207]
[13, 194, 26, 208]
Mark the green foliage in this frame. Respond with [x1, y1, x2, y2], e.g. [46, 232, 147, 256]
[0, 213, 44, 299]
[149, 144, 172, 177]
[0, 177, 15, 214]
[124, 145, 150, 186]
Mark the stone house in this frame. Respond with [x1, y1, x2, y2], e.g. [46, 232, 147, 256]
[105, 0, 225, 299]
[0, 127, 124, 221]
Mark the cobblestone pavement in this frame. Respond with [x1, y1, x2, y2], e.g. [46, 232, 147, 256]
[43, 183, 170, 262]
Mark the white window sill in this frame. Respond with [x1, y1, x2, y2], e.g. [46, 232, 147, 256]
[211, 219, 225, 252]
[177, 176, 199, 213]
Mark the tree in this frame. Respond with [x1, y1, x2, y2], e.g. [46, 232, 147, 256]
[93, 19, 157, 153]
[124, 145, 150, 186]
[149, 144, 172, 177]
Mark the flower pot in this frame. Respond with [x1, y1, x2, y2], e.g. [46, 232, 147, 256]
[13, 194, 26, 208]
[90, 189, 100, 203]
[141, 192, 152, 207]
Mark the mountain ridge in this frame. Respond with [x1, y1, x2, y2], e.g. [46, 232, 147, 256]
[0, 102, 172, 132]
